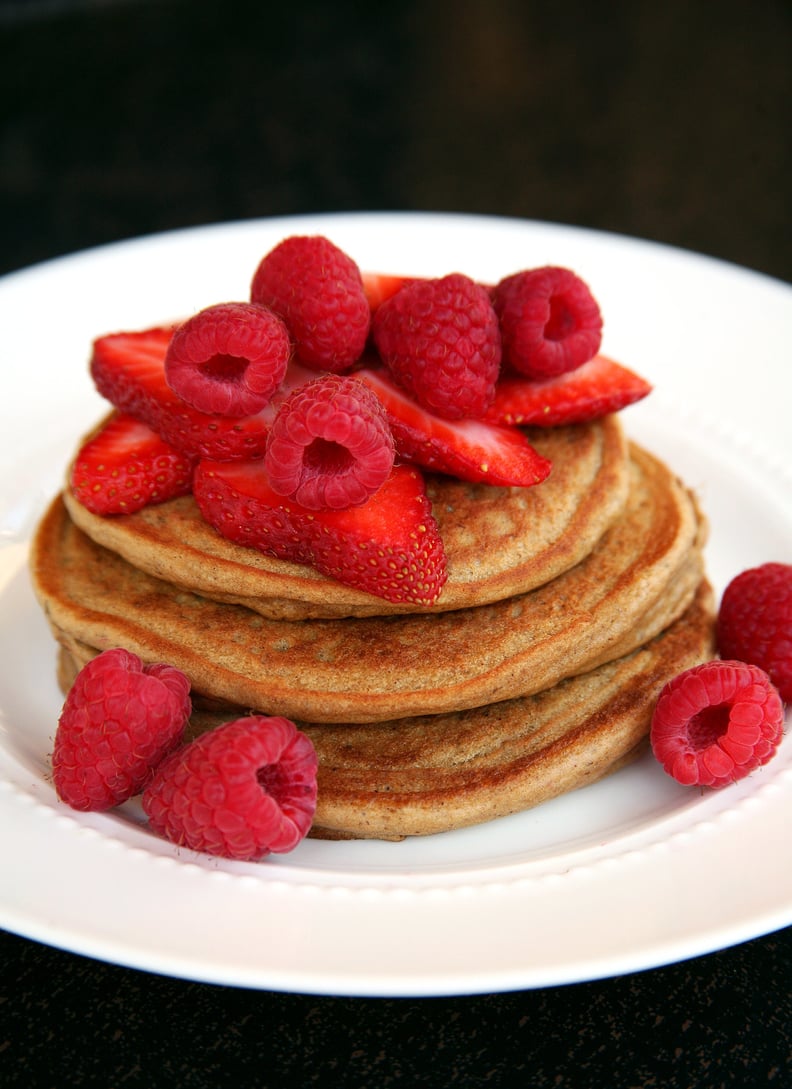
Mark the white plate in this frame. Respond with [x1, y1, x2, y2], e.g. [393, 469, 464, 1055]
[1, 213, 790, 997]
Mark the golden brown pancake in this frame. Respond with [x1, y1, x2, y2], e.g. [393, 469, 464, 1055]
[54, 581, 715, 840]
[30, 442, 707, 724]
[62, 416, 630, 618]
[304, 581, 715, 839]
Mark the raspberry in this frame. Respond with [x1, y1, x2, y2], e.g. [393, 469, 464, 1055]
[142, 715, 318, 861]
[717, 563, 792, 703]
[264, 374, 394, 510]
[493, 266, 603, 379]
[372, 273, 501, 420]
[650, 660, 784, 789]
[53, 649, 192, 811]
[164, 302, 291, 416]
[91, 325, 281, 461]
[250, 235, 370, 372]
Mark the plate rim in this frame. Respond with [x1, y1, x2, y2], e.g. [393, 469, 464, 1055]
[1, 211, 790, 995]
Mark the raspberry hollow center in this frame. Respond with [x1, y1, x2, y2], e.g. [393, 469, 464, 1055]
[545, 295, 577, 341]
[303, 438, 355, 476]
[257, 762, 289, 804]
[200, 353, 248, 384]
[687, 703, 731, 750]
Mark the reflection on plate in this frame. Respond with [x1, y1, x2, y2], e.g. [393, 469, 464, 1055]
[1, 213, 790, 996]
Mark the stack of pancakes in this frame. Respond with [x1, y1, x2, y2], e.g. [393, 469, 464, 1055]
[31, 414, 714, 840]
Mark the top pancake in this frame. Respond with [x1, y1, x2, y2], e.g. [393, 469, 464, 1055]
[62, 416, 630, 618]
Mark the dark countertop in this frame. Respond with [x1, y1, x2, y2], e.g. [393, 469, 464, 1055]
[1, 1, 790, 1086]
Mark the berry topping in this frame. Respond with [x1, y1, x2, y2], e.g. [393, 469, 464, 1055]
[193, 459, 448, 606]
[493, 266, 603, 379]
[650, 660, 784, 789]
[79, 240, 657, 615]
[91, 325, 273, 460]
[264, 374, 394, 510]
[142, 715, 318, 860]
[53, 648, 192, 811]
[484, 354, 652, 426]
[70, 412, 196, 515]
[250, 235, 370, 372]
[717, 563, 792, 702]
[90, 326, 316, 460]
[372, 272, 501, 420]
[356, 364, 552, 487]
[164, 302, 291, 417]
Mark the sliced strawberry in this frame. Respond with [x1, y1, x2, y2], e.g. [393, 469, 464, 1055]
[193, 459, 448, 606]
[70, 412, 196, 515]
[484, 354, 652, 427]
[355, 365, 552, 487]
[90, 326, 292, 460]
[361, 273, 493, 312]
[360, 271, 416, 313]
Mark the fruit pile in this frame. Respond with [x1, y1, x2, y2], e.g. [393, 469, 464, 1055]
[53, 648, 317, 861]
[70, 234, 652, 607]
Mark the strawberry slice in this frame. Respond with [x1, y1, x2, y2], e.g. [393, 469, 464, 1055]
[70, 412, 196, 515]
[361, 271, 416, 312]
[355, 365, 552, 487]
[90, 325, 296, 461]
[484, 354, 652, 426]
[193, 459, 448, 606]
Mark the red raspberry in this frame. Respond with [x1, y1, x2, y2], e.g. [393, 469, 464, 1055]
[250, 235, 370, 372]
[90, 325, 301, 461]
[372, 273, 501, 420]
[717, 563, 792, 703]
[53, 649, 192, 811]
[164, 302, 291, 416]
[492, 266, 603, 379]
[264, 374, 394, 510]
[650, 660, 784, 789]
[142, 715, 318, 861]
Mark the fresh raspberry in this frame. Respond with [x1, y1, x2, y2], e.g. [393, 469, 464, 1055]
[264, 374, 394, 510]
[372, 273, 501, 420]
[90, 326, 314, 461]
[717, 563, 792, 703]
[164, 302, 291, 416]
[250, 235, 370, 372]
[53, 648, 192, 811]
[142, 715, 318, 861]
[492, 266, 603, 379]
[650, 660, 784, 789]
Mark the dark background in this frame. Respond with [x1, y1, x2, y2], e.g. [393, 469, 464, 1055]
[2, 0, 790, 283]
[2, 1, 790, 1086]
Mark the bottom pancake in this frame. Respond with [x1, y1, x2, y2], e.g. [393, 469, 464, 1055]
[55, 580, 715, 841]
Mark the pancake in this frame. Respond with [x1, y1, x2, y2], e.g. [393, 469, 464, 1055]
[54, 581, 716, 840]
[305, 580, 715, 839]
[31, 442, 707, 724]
[62, 415, 630, 619]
